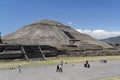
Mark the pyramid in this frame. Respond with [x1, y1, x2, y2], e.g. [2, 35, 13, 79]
[2, 19, 112, 48]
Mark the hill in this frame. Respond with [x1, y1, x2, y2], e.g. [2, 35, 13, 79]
[100, 36, 120, 44]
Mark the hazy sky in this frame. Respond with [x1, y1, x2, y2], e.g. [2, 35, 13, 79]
[0, 0, 120, 39]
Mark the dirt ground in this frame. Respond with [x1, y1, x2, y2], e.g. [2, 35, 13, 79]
[0, 60, 120, 80]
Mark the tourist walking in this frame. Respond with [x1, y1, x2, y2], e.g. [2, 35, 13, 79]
[56, 64, 63, 72]
[56, 64, 60, 72]
[18, 64, 22, 73]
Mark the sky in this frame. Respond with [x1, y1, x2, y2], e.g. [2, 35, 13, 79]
[0, 0, 120, 39]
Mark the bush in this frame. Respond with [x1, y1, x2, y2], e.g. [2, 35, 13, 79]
[0, 39, 2, 44]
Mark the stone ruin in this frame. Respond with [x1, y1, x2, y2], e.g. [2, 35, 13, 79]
[0, 19, 113, 60]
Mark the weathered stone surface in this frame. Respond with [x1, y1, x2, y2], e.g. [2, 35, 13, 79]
[2, 19, 112, 48]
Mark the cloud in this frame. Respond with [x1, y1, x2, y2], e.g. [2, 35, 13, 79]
[76, 29, 120, 39]
[67, 21, 73, 25]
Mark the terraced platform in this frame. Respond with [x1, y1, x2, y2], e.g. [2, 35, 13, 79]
[0, 44, 58, 60]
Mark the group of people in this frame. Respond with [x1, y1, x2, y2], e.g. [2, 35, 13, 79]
[56, 64, 63, 72]
[56, 61, 63, 72]
[100, 59, 107, 63]
[9, 64, 22, 73]
[56, 60, 91, 72]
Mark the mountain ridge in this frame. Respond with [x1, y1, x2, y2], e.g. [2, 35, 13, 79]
[101, 36, 120, 44]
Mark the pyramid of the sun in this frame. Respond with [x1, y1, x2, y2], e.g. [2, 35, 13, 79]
[2, 19, 112, 48]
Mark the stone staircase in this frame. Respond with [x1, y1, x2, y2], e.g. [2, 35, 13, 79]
[22, 46, 45, 60]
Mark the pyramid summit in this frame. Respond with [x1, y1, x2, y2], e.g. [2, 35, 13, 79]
[2, 19, 112, 48]
[32, 19, 64, 26]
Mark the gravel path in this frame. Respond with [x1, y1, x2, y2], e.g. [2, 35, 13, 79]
[0, 60, 120, 80]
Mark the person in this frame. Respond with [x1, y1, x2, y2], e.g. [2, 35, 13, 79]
[18, 64, 22, 73]
[56, 64, 60, 72]
[60, 61, 63, 66]
[84, 60, 90, 68]
[59, 64, 63, 72]
[100, 58, 104, 63]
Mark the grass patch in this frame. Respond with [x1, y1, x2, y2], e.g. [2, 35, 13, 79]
[0, 56, 120, 69]
[103, 77, 120, 80]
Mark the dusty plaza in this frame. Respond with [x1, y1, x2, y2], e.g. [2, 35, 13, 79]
[0, 60, 119, 80]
